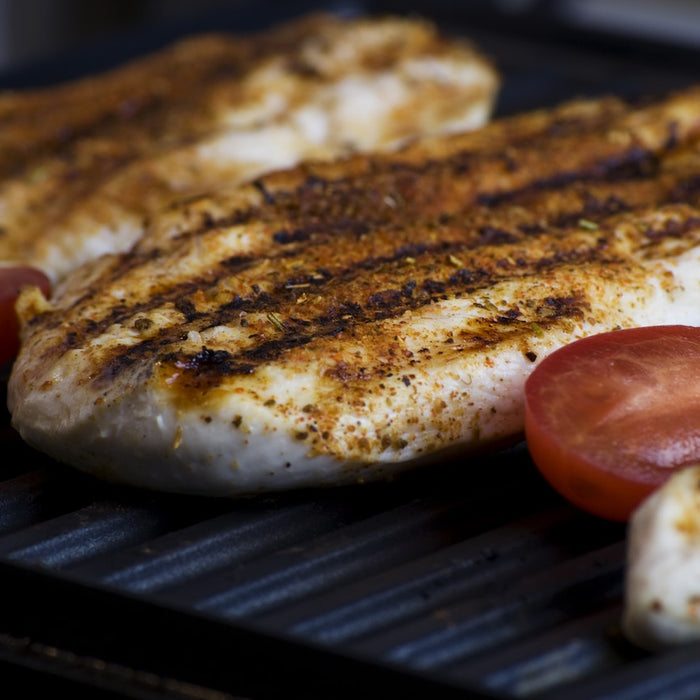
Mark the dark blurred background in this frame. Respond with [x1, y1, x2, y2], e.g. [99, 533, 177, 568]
[1, 0, 699, 75]
[0, 0, 699, 113]
[0, 0, 231, 69]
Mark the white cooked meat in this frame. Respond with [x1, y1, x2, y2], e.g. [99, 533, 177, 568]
[9, 86, 700, 497]
[0, 12, 498, 284]
[623, 464, 700, 650]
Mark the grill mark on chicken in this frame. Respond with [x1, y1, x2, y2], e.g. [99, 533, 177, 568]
[155, 288, 589, 391]
[139, 99, 699, 256]
[35, 217, 615, 388]
[125, 96, 634, 248]
[158, 291, 591, 391]
[56, 152, 700, 331]
[476, 146, 660, 206]
[46, 197, 689, 393]
[40, 161, 700, 358]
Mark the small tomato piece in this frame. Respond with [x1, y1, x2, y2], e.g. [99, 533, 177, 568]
[524, 325, 700, 522]
[0, 266, 51, 367]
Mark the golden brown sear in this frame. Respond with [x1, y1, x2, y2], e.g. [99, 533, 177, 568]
[10, 86, 700, 497]
[0, 12, 498, 283]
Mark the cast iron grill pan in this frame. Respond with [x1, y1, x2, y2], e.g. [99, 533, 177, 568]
[2, 3, 700, 697]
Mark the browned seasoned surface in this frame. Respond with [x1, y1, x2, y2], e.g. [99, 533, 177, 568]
[0, 12, 498, 283]
[46, 87, 700, 362]
[9, 86, 700, 495]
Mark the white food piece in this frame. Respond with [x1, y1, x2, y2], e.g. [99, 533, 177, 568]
[623, 465, 700, 650]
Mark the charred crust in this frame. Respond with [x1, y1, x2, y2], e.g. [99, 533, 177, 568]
[537, 294, 588, 320]
[476, 146, 660, 207]
[496, 308, 522, 324]
[423, 279, 446, 296]
[273, 228, 311, 244]
[668, 176, 700, 203]
[221, 255, 253, 270]
[477, 226, 520, 246]
[644, 215, 700, 241]
[367, 289, 403, 310]
[174, 298, 198, 320]
[553, 194, 631, 228]
[182, 346, 232, 369]
[164, 346, 256, 379]
[592, 146, 660, 181]
[253, 179, 277, 205]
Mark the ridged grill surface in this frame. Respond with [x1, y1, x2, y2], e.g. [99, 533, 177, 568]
[4, 416, 694, 699]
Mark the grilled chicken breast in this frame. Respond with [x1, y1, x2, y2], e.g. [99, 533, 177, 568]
[0, 12, 498, 284]
[9, 86, 700, 496]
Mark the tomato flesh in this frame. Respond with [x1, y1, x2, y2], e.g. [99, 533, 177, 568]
[524, 325, 700, 522]
[0, 266, 51, 368]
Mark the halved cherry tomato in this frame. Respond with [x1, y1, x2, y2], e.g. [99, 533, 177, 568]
[0, 266, 51, 368]
[524, 325, 700, 522]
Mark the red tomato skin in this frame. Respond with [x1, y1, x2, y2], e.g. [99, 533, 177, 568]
[0, 266, 51, 367]
[524, 325, 700, 522]
[524, 403, 655, 522]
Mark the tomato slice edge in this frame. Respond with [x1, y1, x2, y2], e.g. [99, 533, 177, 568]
[0, 265, 51, 368]
[524, 325, 700, 522]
